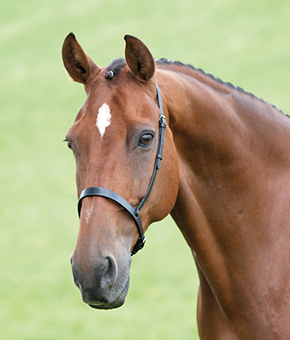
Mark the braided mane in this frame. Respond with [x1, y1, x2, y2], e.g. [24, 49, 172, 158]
[156, 58, 285, 115]
[105, 57, 285, 115]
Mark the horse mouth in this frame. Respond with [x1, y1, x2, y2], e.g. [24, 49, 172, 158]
[86, 276, 130, 310]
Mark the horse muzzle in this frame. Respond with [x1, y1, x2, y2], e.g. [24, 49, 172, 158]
[70, 253, 132, 309]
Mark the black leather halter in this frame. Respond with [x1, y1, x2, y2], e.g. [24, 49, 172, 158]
[78, 84, 166, 256]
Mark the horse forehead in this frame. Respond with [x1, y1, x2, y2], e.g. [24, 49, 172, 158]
[87, 90, 152, 124]
[85, 98, 130, 142]
[82, 78, 159, 134]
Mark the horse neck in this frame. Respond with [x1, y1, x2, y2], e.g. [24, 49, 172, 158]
[158, 66, 290, 274]
[157, 66, 290, 335]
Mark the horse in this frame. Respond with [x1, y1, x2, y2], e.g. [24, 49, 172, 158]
[62, 33, 290, 339]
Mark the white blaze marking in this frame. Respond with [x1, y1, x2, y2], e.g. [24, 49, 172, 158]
[85, 205, 94, 224]
[96, 103, 111, 138]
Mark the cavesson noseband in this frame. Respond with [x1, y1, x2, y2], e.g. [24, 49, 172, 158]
[78, 84, 166, 256]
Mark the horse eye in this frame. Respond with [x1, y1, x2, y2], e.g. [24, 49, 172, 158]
[139, 133, 154, 147]
[63, 138, 73, 151]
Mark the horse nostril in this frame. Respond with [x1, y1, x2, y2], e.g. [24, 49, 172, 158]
[70, 263, 79, 288]
[101, 256, 118, 289]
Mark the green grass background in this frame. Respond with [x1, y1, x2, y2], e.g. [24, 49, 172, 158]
[1, 0, 289, 339]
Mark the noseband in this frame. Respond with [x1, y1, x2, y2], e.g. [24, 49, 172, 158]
[77, 84, 166, 256]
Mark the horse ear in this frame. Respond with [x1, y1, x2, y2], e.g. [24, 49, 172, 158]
[62, 33, 97, 84]
[124, 35, 155, 81]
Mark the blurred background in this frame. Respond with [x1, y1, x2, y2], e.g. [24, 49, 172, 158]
[1, 0, 289, 339]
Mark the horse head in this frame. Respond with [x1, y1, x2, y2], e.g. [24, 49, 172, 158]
[62, 34, 179, 309]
